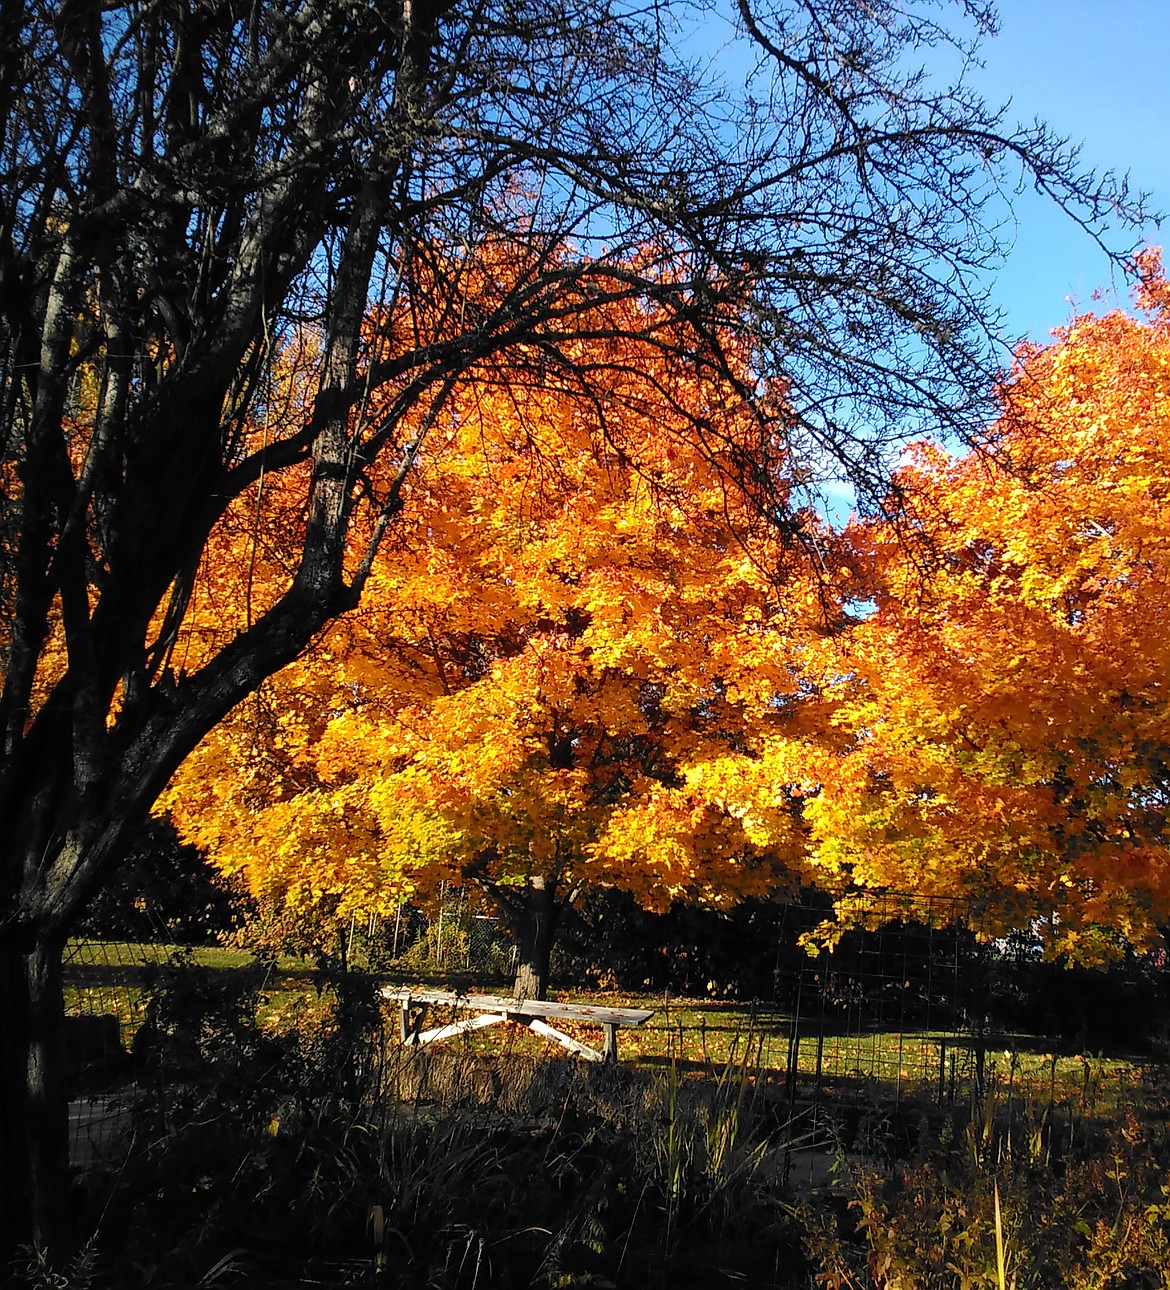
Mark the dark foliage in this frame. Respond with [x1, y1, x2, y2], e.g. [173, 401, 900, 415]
[560, 889, 1170, 1054]
[74, 819, 247, 946]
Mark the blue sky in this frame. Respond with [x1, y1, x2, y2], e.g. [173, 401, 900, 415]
[698, 1, 1168, 342]
[968, 0, 1168, 341]
[686, 3, 1164, 515]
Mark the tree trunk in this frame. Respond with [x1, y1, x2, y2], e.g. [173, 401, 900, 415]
[0, 930, 70, 1268]
[510, 877, 560, 1001]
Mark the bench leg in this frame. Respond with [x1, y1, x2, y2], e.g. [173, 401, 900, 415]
[602, 1023, 618, 1065]
[528, 1018, 605, 1063]
[414, 1013, 507, 1046]
[401, 1001, 429, 1045]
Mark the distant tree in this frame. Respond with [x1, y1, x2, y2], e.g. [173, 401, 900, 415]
[74, 819, 245, 946]
[0, 0, 1142, 1263]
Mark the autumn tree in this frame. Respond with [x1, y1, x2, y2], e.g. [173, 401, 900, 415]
[165, 297, 833, 998]
[0, 0, 1143, 1263]
[791, 251, 1170, 958]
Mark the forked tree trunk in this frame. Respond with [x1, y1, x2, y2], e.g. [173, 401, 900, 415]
[509, 876, 561, 1001]
[0, 931, 70, 1266]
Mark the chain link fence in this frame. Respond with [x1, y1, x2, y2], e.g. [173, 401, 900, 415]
[373, 884, 516, 977]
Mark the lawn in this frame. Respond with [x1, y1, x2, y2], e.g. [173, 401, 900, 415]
[62, 940, 1148, 1120]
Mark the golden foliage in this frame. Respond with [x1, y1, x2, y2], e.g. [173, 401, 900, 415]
[804, 252, 1170, 956]
[162, 275, 838, 927]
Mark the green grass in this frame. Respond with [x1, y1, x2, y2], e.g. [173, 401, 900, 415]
[62, 941, 1147, 1117]
[389, 982, 1146, 1116]
[62, 939, 314, 1047]
[63, 939, 307, 970]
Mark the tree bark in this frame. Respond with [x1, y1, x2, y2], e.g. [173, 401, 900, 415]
[0, 931, 69, 1268]
[509, 876, 560, 1001]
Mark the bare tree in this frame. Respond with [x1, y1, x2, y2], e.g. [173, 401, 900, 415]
[0, 0, 1142, 1263]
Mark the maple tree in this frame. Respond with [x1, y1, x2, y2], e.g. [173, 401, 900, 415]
[790, 251, 1170, 959]
[165, 296, 837, 998]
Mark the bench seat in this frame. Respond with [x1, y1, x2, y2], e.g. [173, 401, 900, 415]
[384, 987, 654, 1064]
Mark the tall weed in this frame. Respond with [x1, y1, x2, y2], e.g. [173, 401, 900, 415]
[799, 1078, 1170, 1289]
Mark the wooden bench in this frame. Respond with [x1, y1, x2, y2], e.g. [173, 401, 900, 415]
[384, 987, 654, 1065]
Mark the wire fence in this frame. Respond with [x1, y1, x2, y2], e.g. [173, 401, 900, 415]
[371, 884, 517, 977]
[60, 888, 1169, 1172]
[760, 894, 1161, 1150]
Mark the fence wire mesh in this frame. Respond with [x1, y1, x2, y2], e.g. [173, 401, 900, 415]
[61, 888, 1167, 1174]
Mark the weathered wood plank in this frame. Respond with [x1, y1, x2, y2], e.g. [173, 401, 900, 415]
[528, 1018, 605, 1063]
[411, 1013, 508, 1046]
[383, 987, 654, 1064]
[384, 987, 653, 1028]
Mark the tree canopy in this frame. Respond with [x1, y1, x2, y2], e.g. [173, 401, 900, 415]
[163, 287, 835, 996]
[169, 256, 1170, 980]
[793, 251, 1170, 959]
